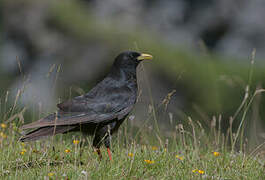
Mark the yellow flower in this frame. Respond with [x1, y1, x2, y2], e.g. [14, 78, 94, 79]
[213, 151, 220, 157]
[192, 169, 198, 173]
[198, 170, 205, 174]
[65, 149, 71, 153]
[144, 160, 155, 164]
[20, 149, 27, 155]
[1, 123, 7, 129]
[21, 142, 25, 147]
[22, 148, 27, 152]
[175, 155, 184, 161]
[73, 140, 80, 145]
[48, 172, 54, 177]
[0, 132, 7, 138]
[20, 149, 27, 156]
[192, 169, 205, 175]
[151, 146, 158, 151]
[128, 153, 133, 157]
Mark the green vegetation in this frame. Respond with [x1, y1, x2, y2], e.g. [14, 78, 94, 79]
[0, 117, 264, 179]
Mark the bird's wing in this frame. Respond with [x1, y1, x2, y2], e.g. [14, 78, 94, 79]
[57, 77, 135, 114]
[22, 82, 136, 129]
[21, 105, 134, 129]
[22, 75, 137, 129]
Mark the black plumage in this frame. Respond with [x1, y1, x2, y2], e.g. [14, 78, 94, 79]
[20, 51, 152, 159]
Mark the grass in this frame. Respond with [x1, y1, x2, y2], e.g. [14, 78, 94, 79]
[0, 98, 265, 180]
[0, 109, 264, 179]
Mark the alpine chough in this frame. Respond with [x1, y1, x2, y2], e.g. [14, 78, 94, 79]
[20, 51, 153, 160]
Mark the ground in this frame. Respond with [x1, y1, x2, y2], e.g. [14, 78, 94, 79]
[0, 121, 264, 180]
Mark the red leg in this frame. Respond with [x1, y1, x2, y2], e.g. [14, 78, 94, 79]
[107, 148, 112, 161]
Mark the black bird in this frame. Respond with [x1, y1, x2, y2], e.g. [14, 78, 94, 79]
[20, 51, 153, 160]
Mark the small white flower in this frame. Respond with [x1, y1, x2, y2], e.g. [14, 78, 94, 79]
[81, 170, 87, 176]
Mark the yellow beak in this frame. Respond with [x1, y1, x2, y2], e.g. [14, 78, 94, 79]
[137, 53, 153, 61]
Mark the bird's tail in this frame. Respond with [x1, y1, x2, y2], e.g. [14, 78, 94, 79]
[20, 125, 76, 142]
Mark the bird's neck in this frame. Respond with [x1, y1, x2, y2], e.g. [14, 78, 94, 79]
[108, 67, 138, 100]
[109, 66, 137, 81]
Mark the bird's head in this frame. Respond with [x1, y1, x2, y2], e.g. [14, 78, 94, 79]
[113, 51, 153, 69]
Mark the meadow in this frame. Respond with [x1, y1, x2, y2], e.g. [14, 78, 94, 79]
[0, 90, 264, 179]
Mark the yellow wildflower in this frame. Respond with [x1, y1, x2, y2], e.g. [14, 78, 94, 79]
[151, 146, 158, 151]
[198, 170, 205, 174]
[0, 132, 7, 138]
[20, 149, 27, 155]
[1, 123, 7, 129]
[65, 149, 71, 153]
[21, 142, 25, 147]
[144, 160, 155, 164]
[48, 172, 54, 177]
[192, 169, 205, 175]
[175, 155, 184, 161]
[128, 153, 133, 157]
[73, 140, 80, 145]
[213, 151, 220, 157]
[192, 169, 198, 173]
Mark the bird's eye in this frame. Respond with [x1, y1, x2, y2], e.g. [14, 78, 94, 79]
[129, 54, 134, 60]
[130, 53, 140, 60]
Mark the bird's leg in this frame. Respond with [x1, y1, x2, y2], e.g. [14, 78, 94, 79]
[79, 139, 84, 165]
[104, 135, 112, 161]
[107, 147, 112, 161]
[107, 125, 112, 161]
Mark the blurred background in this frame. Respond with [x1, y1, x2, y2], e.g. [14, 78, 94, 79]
[1, 0, 265, 150]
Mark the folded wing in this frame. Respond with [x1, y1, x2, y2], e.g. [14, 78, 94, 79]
[22, 77, 135, 129]
[21, 105, 134, 129]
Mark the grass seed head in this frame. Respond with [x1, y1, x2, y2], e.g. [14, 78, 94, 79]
[151, 146, 158, 151]
[48, 172, 54, 177]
